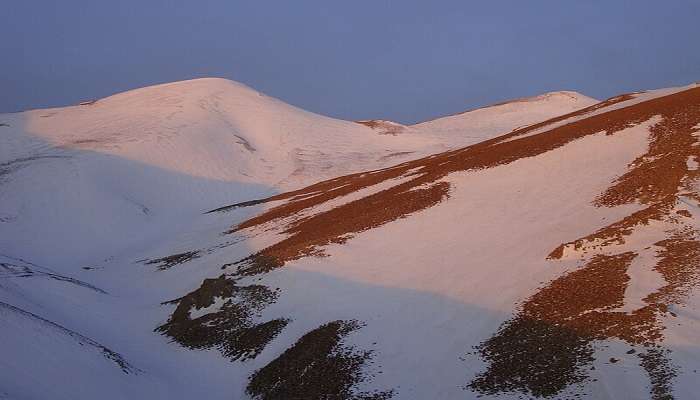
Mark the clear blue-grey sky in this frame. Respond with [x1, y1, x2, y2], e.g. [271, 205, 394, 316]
[2, 1, 699, 123]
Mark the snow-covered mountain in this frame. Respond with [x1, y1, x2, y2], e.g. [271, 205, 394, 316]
[0, 78, 595, 267]
[2, 78, 699, 400]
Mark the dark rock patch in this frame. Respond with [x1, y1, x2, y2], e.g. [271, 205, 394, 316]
[157, 275, 288, 362]
[247, 320, 393, 400]
[146, 250, 201, 271]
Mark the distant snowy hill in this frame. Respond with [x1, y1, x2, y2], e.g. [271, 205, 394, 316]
[4, 78, 700, 400]
[411, 90, 598, 140]
[357, 91, 598, 142]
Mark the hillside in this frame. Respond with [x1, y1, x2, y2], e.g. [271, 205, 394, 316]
[0, 78, 593, 267]
[356, 91, 598, 144]
[410, 90, 598, 141]
[2, 79, 699, 400]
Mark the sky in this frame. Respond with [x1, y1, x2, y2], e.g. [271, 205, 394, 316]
[2, 1, 700, 124]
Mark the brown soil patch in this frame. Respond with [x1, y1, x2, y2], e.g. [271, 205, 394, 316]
[639, 347, 677, 400]
[206, 198, 271, 214]
[232, 181, 450, 276]
[355, 120, 385, 129]
[157, 275, 288, 362]
[378, 151, 415, 162]
[547, 202, 672, 259]
[675, 209, 692, 218]
[246, 320, 393, 400]
[594, 101, 700, 207]
[469, 253, 636, 397]
[646, 229, 700, 306]
[355, 120, 405, 135]
[146, 250, 201, 271]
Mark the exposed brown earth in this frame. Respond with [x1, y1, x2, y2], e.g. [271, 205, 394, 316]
[647, 230, 700, 306]
[246, 320, 393, 400]
[355, 120, 386, 129]
[469, 253, 636, 397]
[156, 276, 288, 362]
[206, 198, 271, 214]
[231, 181, 450, 276]
[355, 120, 406, 136]
[547, 202, 672, 260]
[639, 348, 677, 400]
[377, 151, 415, 162]
[146, 250, 201, 271]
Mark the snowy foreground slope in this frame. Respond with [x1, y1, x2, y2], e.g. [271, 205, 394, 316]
[3, 79, 700, 400]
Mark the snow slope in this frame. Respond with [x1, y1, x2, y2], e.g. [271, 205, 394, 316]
[4, 79, 700, 400]
[357, 91, 599, 147]
[410, 90, 598, 142]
